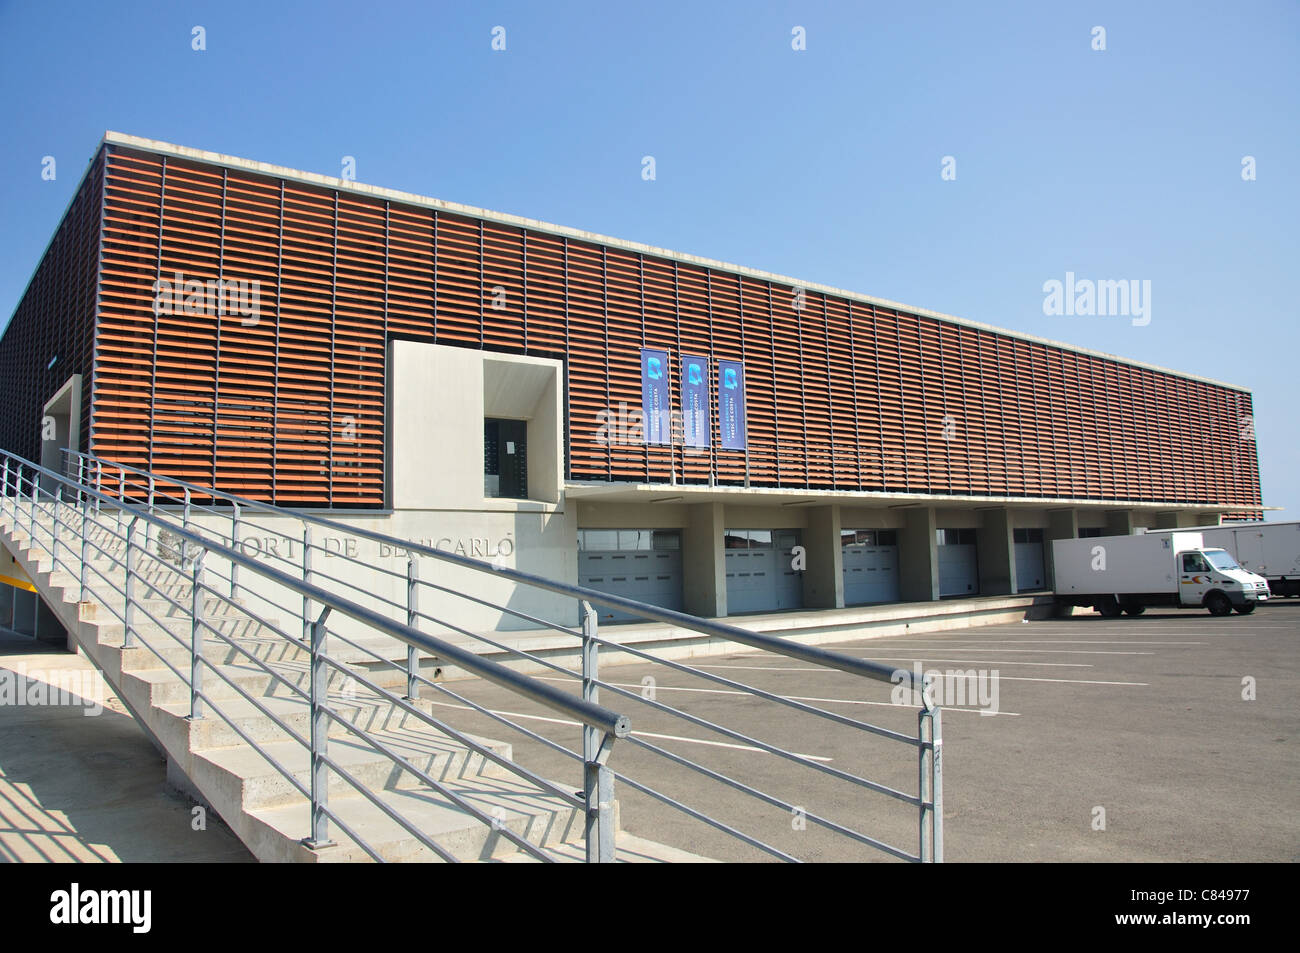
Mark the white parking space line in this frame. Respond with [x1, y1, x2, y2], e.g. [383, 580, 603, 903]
[788, 693, 1021, 717]
[858, 639, 1204, 646]
[632, 730, 833, 762]
[698, 659, 1093, 670]
[977, 676, 1147, 686]
[425, 698, 578, 728]
[841, 648, 1154, 656]
[424, 699, 835, 760]
[533, 677, 1021, 716]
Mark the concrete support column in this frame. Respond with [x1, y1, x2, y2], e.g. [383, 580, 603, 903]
[802, 504, 842, 609]
[682, 502, 726, 618]
[1104, 509, 1134, 536]
[899, 506, 939, 602]
[976, 507, 1016, 596]
[1045, 508, 1078, 589]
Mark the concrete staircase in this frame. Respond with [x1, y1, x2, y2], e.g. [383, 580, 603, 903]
[0, 502, 698, 862]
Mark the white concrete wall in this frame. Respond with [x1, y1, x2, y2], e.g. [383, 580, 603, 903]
[388, 341, 564, 511]
[174, 341, 580, 643]
[185, 506, 580, 643]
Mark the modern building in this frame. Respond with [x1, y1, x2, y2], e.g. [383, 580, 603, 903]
[0, 132, 1264, 628]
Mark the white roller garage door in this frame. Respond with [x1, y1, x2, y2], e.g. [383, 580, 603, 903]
[938, 528, 979, 597]
[725, 529, 803, 614]
[841, 530, 900, 605]
[578, 529, 683, 624]
[1014, 528, 1047, 591]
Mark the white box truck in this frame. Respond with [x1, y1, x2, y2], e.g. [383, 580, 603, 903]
[1145, 522, 1300, 598]
[1052, 531, 1270, 617]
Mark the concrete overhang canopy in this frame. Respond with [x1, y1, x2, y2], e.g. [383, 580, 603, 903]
[484, 357, 554, 418]
[562, 481, 1276, 513]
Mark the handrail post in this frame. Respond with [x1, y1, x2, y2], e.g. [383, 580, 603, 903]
[190, 550, 207, 720]
[581, 601, 615, 863]
[146, 474, 155, 549]
[117, 466, 125, 534]
[29, 471, 38, 539]
[932, 706, 943, 862]
[124, 516, 139, 649]
[93, 458, 102, 517]
[52, 485, 62, 568]
[302, 525, 313, 644]
[3, 458, 10, 515]
[183, 486, 192, 532]
[918, 702, 943, 862]
[230, 502, 241, 600]
[405, 553, 419, 700]
[305, 606, 334, 849]
[79, 500, 89, 600]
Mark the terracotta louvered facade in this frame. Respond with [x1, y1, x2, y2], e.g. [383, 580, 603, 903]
[0, 135, 1264, 516]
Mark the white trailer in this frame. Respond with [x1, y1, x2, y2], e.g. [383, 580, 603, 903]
[1146, 522, 1300, 597]
[1051, 532, 1270, 617]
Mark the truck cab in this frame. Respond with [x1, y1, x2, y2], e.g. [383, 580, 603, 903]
[1178, 547, 1270, 614]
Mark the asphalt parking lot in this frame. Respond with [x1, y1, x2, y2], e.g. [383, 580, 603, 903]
[430, 601, 1300, 862]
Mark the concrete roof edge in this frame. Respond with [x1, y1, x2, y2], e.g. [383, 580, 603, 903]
[101, 131, 1249, 393]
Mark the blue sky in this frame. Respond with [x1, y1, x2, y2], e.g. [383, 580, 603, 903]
[1, 0, 1296, 517]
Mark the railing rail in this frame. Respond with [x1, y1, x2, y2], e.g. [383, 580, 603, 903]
[65, 450, 919, 687]
[1, 450, 628, 862]
[8, 448, 944, 862]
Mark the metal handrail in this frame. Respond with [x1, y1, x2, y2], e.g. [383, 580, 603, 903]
[1, 450, 631, 862]
[49, 449, 946, 862]
[67, 450, 924, 694]
[42, 454, 627, 736]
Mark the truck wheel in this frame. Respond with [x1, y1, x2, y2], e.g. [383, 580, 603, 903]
[1097, 598, 1122, 618]
[1234, 603, 1256, 615]
[1124, 605, 1146, 616]
[1205, 592, 1233, 616]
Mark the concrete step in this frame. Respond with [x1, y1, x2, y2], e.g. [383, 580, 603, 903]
[244, 769, 586, 862]
[95, 628, 304, 679]
[115, 656, 335, 707]
[191, 728, 522, 813]
[151, 689, 468, 751]
[89, 613, 294, 655]
[3, 506, 699, 864]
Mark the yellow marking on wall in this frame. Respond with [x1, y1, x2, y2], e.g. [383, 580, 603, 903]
[0, 572, 36, 594]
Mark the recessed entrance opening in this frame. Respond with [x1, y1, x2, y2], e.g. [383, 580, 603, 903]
[484, 418, 528, 499]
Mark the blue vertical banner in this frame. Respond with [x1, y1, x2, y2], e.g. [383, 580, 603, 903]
[718, 359, 747, 451]
[640, 348, 671, 445]
[680, 354, 710, 449]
